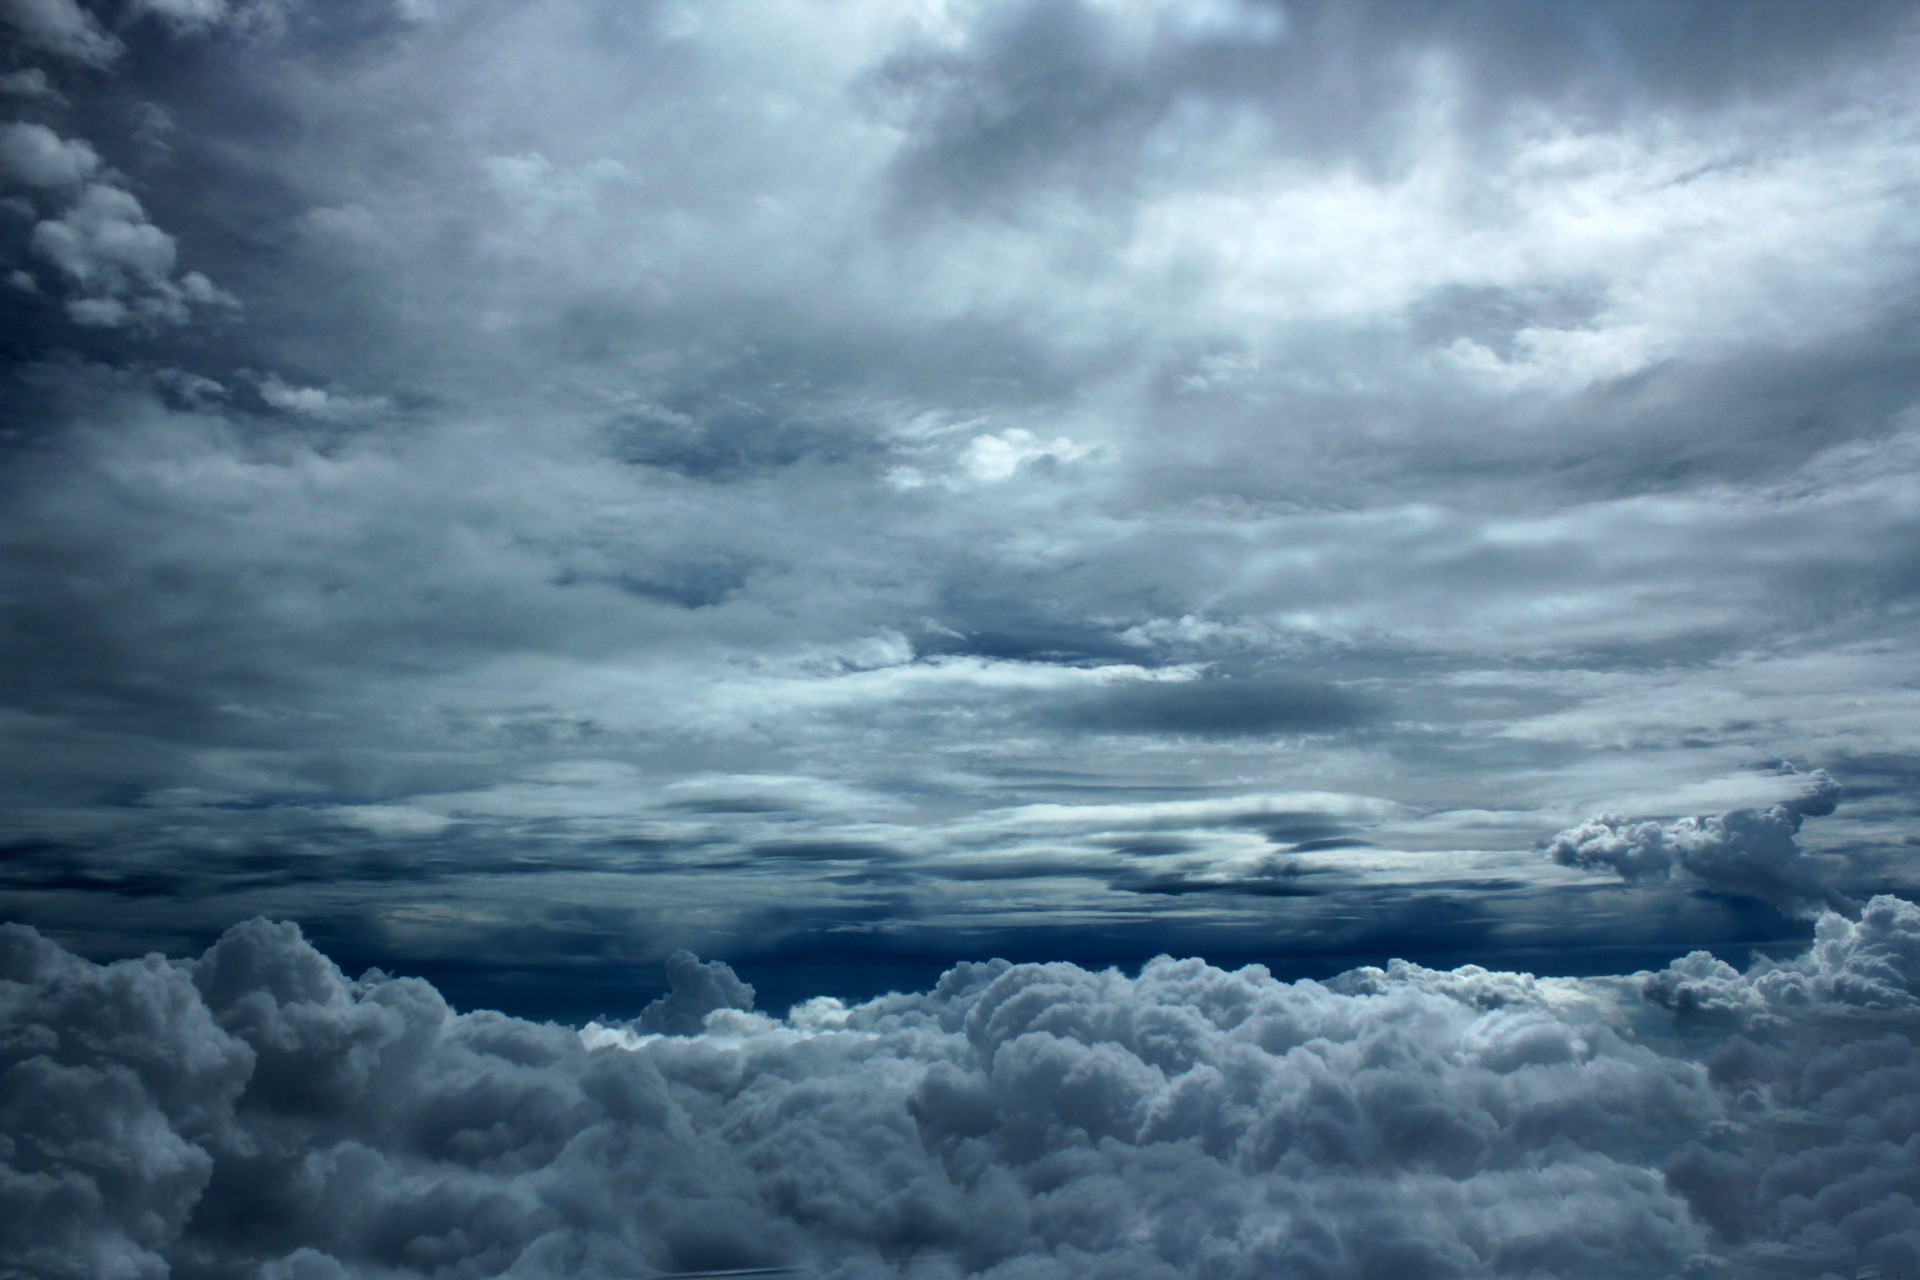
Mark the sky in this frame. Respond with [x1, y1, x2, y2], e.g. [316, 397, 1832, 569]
[3, 0, 1920, 1012]
[3, 1, 1920, 1277]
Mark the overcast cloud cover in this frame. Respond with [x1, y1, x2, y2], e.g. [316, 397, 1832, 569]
[2, 0, 1920, 1270]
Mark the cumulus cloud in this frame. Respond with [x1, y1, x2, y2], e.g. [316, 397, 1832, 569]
[631, 949, 756, 1035]
[0, 117, 234, 329]
[1640, 896, 1920, 1272]
[0, 122, 98, 190]
[1546, 768, 1852, 917]
[4, 908, 1919, 1278]
[0, 0, 121, 65]
[27, 181, 237, 327]
[1648, 893, 1920, 1019]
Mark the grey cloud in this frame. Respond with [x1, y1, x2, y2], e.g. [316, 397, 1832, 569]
[128, 0, 239, 35]
[1044, 673, 1376, 738]
[1107, 853, 1329, 898]
[871, 0, 1920, 219]
[1648, 893, 1920, 1019]
[633, 949, 755, 1036]
[17, 179, 236, 327]
[0, 121, 97, 189]
[1546, 768, 1851, 917]
[6, 909, 1920, 1277]
[0, 0, 121, 65]
[2, 0, 1920, 1058]
[0, 68, 60, 100]
[605, 395, 882, 483]
[1640, 896, 1920, 1272]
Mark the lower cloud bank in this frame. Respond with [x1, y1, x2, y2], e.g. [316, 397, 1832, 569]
[5, 901, 1920, 1280]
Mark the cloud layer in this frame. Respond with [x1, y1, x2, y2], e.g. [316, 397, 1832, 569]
[2, 1, 1920, 997]
[5, 903, 1920, 1279]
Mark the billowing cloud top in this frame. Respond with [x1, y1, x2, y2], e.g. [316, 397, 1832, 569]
[1545, 767, 1852, 917]
[6, 905, 1920, 1278]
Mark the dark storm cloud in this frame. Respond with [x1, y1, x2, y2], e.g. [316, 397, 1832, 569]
[8, 904, 1920, 1279]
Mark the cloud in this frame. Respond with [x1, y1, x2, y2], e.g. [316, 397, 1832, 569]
[0, 122, 98, 191]
[959, 428, 1096, 483]
[0, 68, 60, 101]
[129, 0, 234, 34]
[2, 0, 1920, 1037]
[27, 182, 237, 327]
[1545, 768, 1851, 917]
[6, 906, 1920, 1278]
[254, 373, 390, 418]
[0, 0, 121, 65]
[1043, 672, 1375, 737]
[631, 949, 756, 1035]
[1647, 892, 1920, 1020]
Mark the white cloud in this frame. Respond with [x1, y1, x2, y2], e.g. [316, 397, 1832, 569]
[960, 427, 1097, 482]
[256, 374, 390, 418]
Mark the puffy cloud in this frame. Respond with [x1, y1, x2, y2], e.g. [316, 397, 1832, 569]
[0, 122, 98, 191]
[0, 921, 253, 1280]
[0, 122, 234, 328]
[5, 906, 1919, 1278]
[27, 182, 236, 327]
[1641, 895, 1920, 1272]
[632, 949, 756, 1035]
[1648, 894, 1920, 1019]
[0, 0, 121, 65]
[1545, 768, 1852, 917]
